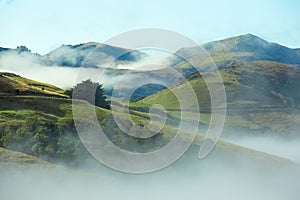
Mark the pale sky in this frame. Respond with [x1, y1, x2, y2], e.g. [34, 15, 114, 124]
[0, 0, 299, 54]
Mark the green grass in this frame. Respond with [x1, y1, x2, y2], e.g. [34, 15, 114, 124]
[0, 94, 295, 167]
[0, 72, 67, 98]
[0, 96, 72, 117]
[139, 78, 211, 110]
[135, 60, 300, 135]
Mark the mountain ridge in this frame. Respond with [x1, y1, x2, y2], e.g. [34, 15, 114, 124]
[0, 42, 146, 68]
[177, 34, 300, 66]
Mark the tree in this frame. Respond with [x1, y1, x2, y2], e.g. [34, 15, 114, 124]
[72, 79, 110, 109]
[64, 88, 73, 97]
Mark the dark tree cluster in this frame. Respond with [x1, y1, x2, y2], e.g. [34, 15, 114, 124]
[66, 79, 110, 109]
[0, 116, 86, 162]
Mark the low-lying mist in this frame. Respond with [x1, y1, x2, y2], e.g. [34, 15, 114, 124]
[0, 48, 173, 90]
[222, 131, 300, 165]
[1, 137, 300, 200]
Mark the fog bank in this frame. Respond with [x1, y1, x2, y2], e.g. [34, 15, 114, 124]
[1, 145, 300, 200]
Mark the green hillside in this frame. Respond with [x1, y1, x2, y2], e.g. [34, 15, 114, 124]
[141, 60, 300, 110]
[0, 72, 67, 98]
[138, 61, 300, 135]
[0, 72, 294, 167]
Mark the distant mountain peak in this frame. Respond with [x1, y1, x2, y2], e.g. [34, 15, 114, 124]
[234, 33, 262, 39]
[204, 34, 271, 52]
[45, 42, 145, 67]
[219, 33, 261, 42]
[176, 33, 300, 67]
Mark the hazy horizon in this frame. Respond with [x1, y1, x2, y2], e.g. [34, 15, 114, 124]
[1, 0, 300, 54]
[1, 33, 300, 56]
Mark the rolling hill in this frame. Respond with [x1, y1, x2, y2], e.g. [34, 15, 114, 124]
[138, 60, 300, 135]
[0, 72, 67, 97]
[0, 72, 294, 167]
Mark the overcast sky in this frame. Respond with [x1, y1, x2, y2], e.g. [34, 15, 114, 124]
[0, 0, 299, 54]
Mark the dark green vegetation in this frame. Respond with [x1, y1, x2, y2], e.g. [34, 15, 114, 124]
[69, 79, 110, 109]
[0, 74, 87, 163]
[0, 96, 84, 162]
[0, 74, 180, 164]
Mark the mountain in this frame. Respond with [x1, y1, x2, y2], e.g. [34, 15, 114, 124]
[0, 43, 145, 68]
[175, 34, 300, 72]
[1, 34, 299, 70]
[45, 42, 145, 67]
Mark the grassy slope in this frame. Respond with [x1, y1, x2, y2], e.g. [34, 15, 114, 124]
[175, 52, 254, 70]
[138, 61, 300, 134]
[0, 72, 296, 167]
[0, 72, 67, 98]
